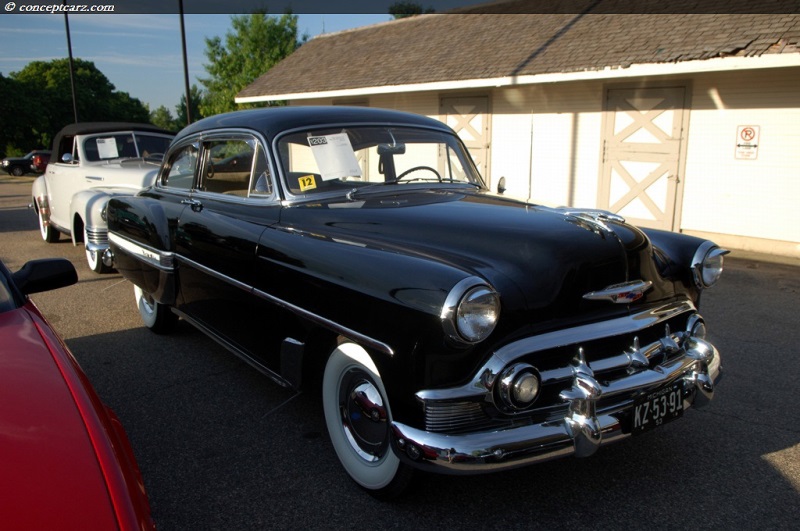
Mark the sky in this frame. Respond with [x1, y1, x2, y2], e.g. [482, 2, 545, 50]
[0, 12, 390, 112]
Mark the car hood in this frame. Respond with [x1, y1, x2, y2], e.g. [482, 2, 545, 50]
[281, 188, 666, 316]
[0, 307, 121, 528]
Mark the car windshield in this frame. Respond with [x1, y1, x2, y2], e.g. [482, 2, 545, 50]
[275, 126, 484, 198]
[83, 133, 171, 162]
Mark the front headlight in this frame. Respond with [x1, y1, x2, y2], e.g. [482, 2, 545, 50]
[691, 242, 730, 288]
[442, 277, 500, 345]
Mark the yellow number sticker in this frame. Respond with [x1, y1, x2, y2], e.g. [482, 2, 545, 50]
[299, 175, 317, 191]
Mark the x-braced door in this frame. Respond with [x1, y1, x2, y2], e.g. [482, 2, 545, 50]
[599, 86, 689, 230]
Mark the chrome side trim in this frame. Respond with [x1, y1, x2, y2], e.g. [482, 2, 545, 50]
[251, 286, 395, 357]
[108, 232, 175, 271]
[154, 250, 396, 357]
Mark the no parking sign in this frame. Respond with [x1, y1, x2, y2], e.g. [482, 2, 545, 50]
[735, 125, 760, 160]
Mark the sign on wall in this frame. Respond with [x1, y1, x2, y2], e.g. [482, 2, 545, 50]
[735, 125, 760, 160]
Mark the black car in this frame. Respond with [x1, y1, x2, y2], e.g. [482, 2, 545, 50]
[107, 106, 725, 498]
[2, 150, 50, 176]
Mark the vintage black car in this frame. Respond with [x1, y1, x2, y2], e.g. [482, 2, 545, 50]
[107, 106, 725, 498]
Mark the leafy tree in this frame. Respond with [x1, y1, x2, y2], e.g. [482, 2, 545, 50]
[150, 105, 177, 131]
[175, 84, 204, 128]
[5, 58, 150, 153]
[389, 2, 435, 18]
[199, 13, 306, 116]
[0, 73, 44, 155]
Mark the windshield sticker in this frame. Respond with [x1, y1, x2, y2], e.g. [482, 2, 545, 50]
[298, 174, 318, 191]
[96, 137, 119, 159]
[307, 133, 362, 180]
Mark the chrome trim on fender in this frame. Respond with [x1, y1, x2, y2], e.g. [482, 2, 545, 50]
[251, 286, 395, 357]
[175, 255, 395, 356]
[111, 229, 394, 355]
[108, 232, 175, 271]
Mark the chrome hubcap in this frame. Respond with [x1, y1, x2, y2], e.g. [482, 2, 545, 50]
[339, 369, 390, 462]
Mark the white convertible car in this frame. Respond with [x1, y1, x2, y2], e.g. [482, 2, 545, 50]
[31, 123, 174, 272]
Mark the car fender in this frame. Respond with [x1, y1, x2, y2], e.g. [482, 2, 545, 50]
[31, 174, 49, 216]
[107, 194, 179, 305]
[70, 189, 112, 246]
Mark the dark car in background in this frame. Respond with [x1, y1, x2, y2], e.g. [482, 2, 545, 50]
[2, 149, 50, 176]
[0, 258, 155, 529]
[107, 106, 725, 498]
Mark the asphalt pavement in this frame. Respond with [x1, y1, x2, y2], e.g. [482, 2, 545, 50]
[2, 175, 798, 530]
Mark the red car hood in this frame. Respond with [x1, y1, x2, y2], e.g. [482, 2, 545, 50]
[0, 304, 148, 529]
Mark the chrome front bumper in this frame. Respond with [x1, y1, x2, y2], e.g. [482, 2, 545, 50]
[390, 336, 721, 474]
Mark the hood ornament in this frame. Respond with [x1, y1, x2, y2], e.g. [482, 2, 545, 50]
[583, 280, 653, 304]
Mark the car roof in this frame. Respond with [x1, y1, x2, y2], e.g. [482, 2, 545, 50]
[50, 122, 175, 154]
[174, 106, 453, 144]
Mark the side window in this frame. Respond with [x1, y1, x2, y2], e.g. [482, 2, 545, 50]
[249, 143, 272, 197]
[201, 138, 272, 198]
[162, 143, 198, 191]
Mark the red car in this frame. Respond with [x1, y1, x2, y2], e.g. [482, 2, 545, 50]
[0, 258, 155, 530]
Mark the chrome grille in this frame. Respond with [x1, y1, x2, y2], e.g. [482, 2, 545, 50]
[424, 401, 495, 433]
[421, 302, 698, 434]
[85, 227, 108, 246]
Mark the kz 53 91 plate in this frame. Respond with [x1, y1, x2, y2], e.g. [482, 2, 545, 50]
[632, 382, 683, 435]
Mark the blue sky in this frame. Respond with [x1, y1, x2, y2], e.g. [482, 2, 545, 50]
[0, 13, 389, 112]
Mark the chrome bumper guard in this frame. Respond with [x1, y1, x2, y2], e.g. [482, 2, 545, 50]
[390, 336, 721, 474]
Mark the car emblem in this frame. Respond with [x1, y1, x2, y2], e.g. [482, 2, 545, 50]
[582, 280, 653, 303]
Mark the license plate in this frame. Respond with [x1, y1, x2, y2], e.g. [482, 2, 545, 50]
[632, 382, 683, 435]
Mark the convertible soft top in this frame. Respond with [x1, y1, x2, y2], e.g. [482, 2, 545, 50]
[50, 122, 174, 155]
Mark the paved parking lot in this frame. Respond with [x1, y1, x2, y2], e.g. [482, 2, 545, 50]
[2, 175, 799, 529]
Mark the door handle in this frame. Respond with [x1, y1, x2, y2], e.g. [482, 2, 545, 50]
[181, 198, 203, 212]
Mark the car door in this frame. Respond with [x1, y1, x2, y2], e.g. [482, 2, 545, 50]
[173, 133, 283, 370]
[45, 136, 83, 232]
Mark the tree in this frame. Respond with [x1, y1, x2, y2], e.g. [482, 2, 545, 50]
[199, 13, 305, 116]
[6, 59, 150, 153]
[150, 105, 177, 131]
[389, 2, 435, 18]
[175, 84, 204, 128]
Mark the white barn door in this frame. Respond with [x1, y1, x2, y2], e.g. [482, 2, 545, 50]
[441, 96, 491, 186]
[599, 86, 689, 230]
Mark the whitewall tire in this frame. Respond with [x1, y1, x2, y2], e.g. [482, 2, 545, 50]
[322, 342, 412, 498]
[38, 207, 59, 243]
[134, 284, 177, 334]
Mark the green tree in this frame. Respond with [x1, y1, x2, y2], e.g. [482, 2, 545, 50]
[199, 13, 305, 116]
[6, 58, 150, 152]
[389, 2, 435, 18]
[175, 84, 204, 128]
[0, 73, 44, 155]
[150, 105, 177, 131]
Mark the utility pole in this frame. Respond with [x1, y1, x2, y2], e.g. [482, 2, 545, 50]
[64, 1, 79, 123]
[179, 0, 192, 124]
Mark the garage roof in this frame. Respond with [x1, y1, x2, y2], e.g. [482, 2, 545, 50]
[237, 5, 800, 103]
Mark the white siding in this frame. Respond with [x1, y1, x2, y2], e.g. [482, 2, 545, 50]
[492, 83, 603, 207]
[286, 64, 800, 257]
[682, 67, 800, 245]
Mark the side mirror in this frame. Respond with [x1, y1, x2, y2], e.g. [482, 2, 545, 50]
[61, 153, 73, 164]
[12, 259, 78, 295]
[497, 176, 506, 195]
